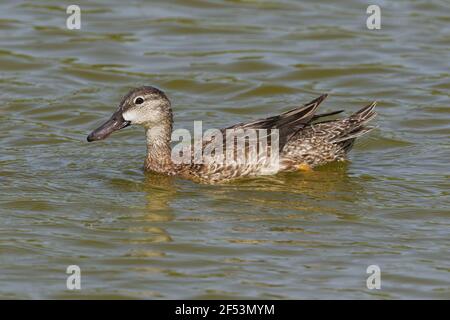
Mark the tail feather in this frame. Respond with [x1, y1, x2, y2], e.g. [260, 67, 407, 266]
[333, 126, 375, 143]
[350, 101, 377, 124]
[332, 101, 377, 144]
[336, 138, 355, 153]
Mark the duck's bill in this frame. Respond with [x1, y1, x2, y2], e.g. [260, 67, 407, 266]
[87, 111, 130, 142]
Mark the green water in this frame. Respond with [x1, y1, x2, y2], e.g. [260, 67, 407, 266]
[0, 0, 449, 299]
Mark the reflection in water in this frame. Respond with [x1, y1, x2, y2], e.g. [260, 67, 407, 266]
[132, 162, 364, 259]
[142, 161, 361, 217]
[200, 161, 366, 220]
[142, 172, 177, 220]
[125, 172, 178, 248]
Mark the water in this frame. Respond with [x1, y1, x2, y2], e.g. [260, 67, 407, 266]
[0, 0, 449, 299]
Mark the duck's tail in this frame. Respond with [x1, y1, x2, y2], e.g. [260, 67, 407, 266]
[332, 102, 377, 152]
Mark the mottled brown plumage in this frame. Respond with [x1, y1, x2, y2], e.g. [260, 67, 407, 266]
[87, 86, 377, 183]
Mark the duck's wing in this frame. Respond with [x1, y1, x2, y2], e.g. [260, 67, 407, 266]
[221, 94, 331, 149]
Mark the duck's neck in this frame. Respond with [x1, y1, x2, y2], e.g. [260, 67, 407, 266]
[144, 122, 174, 174]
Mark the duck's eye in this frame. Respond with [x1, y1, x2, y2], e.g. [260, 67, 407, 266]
[134, 97, 144, 105]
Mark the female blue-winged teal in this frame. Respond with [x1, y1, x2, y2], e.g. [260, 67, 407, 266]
[87, 86, 376, 183]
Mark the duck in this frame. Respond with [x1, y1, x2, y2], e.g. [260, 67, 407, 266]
[87, 86, 377, 183]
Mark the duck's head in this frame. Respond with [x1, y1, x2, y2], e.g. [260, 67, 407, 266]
[87, 86, 171, 142]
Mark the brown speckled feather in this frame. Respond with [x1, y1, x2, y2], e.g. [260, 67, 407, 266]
[186, 97, 377, 182]
[88, 86, 377, 184]
[281, 101, 377, 169]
